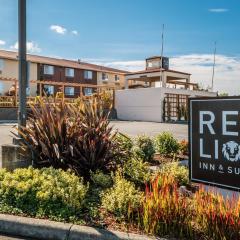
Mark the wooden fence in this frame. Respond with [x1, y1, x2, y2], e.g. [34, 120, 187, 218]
[163, 93, 189, 122]
[0, 77, 116, 108]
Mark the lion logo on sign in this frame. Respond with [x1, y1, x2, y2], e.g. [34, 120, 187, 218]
[222, 141, 240, 162]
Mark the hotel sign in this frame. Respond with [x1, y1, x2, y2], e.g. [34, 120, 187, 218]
[189, 97, 240, 190]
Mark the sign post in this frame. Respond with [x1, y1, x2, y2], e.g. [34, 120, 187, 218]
[189, 97, 240, 191]
[18, 0, 27, 129]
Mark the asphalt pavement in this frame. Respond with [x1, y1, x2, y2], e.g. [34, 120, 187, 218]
[0, 121, 188, 162]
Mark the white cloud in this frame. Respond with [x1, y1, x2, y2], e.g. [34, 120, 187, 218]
[98, 60, 145, 71]
[0, 40, 6, 45]
[10, 41, 41, 53]
[208, 8, 229, 13]
[71, 30, 78, 35]
[91, 54, 240, 95]
[170, 54, 240, 95]
[50, 25, 67, 34]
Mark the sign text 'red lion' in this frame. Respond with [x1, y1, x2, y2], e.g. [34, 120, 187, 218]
[189, 97, 240, 190]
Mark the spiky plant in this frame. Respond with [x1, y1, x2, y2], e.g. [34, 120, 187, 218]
[18, 97, 121, 179]
[18, 98, 70, 170]
[67, 99, 119, 178]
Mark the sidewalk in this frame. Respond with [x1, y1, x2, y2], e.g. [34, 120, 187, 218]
[0, 214, 163, 240]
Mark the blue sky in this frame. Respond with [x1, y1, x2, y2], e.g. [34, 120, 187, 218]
[0, 0, 240, 94]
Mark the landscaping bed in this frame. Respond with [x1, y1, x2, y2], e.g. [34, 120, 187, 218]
[3, 97, 239, 240]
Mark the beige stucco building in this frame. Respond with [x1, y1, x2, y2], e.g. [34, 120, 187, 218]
[97, 71, 125, 89]
[0, 58, 38, 96]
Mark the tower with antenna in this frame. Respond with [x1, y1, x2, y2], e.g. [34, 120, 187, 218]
[160, 24, 164, 87]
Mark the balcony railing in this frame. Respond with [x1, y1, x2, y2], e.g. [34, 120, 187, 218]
[0, 77, 116, 108]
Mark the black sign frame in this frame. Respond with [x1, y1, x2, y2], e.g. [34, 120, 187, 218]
[189, 96, 240, 191]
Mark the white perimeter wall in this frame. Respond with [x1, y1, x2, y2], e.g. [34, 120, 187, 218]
[115, 87, 217, 122]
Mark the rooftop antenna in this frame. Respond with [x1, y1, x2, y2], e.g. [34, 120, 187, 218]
[160, 24, 164, 87]
[211, 41, 217, 91]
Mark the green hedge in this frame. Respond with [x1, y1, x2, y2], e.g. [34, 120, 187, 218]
[0, 167, 88, 221]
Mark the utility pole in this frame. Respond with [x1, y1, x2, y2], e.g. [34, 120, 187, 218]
[18, 0, 27, 129]
[211, 41, 217, 92]
[160, 24, 164, 87]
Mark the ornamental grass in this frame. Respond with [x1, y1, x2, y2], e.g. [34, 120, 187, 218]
[194, 188, 240, 240]
[139, 175, 194, 238]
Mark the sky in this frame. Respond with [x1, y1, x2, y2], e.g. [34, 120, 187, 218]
[0, 0, 239, 94]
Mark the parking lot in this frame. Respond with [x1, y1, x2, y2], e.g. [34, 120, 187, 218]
[110, 121, 187, 140]
[0, 121, 188, 160]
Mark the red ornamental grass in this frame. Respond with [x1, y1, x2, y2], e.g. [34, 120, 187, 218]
[194, 188, 240, 240]
[140, 175, 193, 238]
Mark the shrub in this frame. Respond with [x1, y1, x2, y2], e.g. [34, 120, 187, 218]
[155, 132, 179, 156]
[99, 90, 113, 109]
[194, 188, 240, 240]
[158, 162, 189, 186]
[179, 139, 188, 155]
[18, 98, 122, 180]
[115, 133, 133, 154]
[113, 133, 133, 164]
[101, 170, 144, 218]
[139, 175, 193, 238]
[133, 135, 155, 162]
[90, 170, 113, 189]
[123, 158, 151, 187]
[0, 167, 88, 221]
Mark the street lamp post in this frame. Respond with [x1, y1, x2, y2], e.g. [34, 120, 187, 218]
[18, 0, 27, 129]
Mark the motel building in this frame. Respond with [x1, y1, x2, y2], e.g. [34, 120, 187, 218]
[115, 56, 217, 122]
[0, 50, 127, 99]
[0, 50, 217, 123]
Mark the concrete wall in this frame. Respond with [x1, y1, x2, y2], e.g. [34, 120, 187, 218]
[0, 108, 18, 121]
[115, 87, 217, 122]
[0, 107, 116, 121]
[116, 88, 163, 122]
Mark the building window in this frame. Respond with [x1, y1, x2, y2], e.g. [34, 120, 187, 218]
[44, 65, 54, 75]
[65, 87, 75, 96]
[84, 70, 93, 79]
[84, 87, 93, 96]
[115, 75, 119, 81]
[102, 73, 108, 81]
[147, 60, 160, 68]
[65, 68, 74, 77]
[43, 85, 54, 95]
[147, 62, 152, 68]
[0, 59, 4, 72]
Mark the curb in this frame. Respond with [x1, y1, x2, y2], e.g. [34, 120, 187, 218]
[0, 214, 161, 240]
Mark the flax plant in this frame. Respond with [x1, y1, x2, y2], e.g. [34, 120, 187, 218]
[18, 97, 122, 180]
